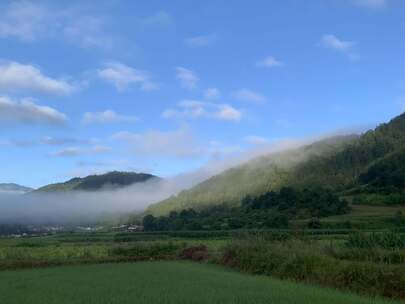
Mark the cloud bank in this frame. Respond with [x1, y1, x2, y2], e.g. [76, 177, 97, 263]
[98, 62, 158, 92]
[83, 110, 139, 124]
[162, 100, 242, 122]
[0, 96, 67, 126]
[175, 67, 199, 89]
[0, 61, 75, 95]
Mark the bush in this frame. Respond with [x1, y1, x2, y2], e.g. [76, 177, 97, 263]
[346, 231, 405, 250]
[178, 245, 209, 261]
[111, 242, 182, 257]
[221, 238, 405, 299]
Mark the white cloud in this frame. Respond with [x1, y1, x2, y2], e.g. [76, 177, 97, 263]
[214, 104, 242, 122]
[0, 61, 75, 95]
[63, 15, 113, 50]
[97, 62, 157, 92]
[321, 34, 354, 52]
[256, 56, 283, 68]
[233, 88, 266, 103]
[162, 100, 206, 119]
[0, 96, 67, 126]
[175, 67, 199, 90]
[352, 0, 387, 9]
[140, 10, 172, 28]
[112, 127, 202, 158]
[184, 34, 216, 47]
[0, 1, 48, 41]
[82, 110, 138, 124]
[51, 145, 111, 157]
[162, 100, 242, 122]
[51, 147, 81, 157]
[91, 145, 111, 153]
[0, 1, 115, 50]
[244, 135, 269, 145]
[204, 88, 221, 99]
[39, 136, 93, 146]
[6, 136, 92, 147]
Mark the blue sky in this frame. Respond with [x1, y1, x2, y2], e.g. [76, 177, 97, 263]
[0, 0, 404, 188]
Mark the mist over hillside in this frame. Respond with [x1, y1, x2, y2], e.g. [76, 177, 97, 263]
[147, 135, 358, 215]
[0, 135, 355, 224]
[0, 183, 33, 194]
[1, 112, 405, 224]
[147, 113, 405, 216]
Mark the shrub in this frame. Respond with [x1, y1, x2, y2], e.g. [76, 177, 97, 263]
[178, 245, 209, 261]
[111, 242, 182, 257]
[346, 231, 405, 250]
[221, 238, 405, 299]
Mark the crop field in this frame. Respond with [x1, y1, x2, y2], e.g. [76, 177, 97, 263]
[0, 231, 229, 272]
[0, 229, 404, 302]
[0, 261, 398, 304]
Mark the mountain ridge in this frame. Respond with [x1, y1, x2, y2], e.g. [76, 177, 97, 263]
[35, 171, 160, 192]
[147, 112, 405, 216]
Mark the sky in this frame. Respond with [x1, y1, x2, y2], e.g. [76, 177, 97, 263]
[0, 0, 404, 188]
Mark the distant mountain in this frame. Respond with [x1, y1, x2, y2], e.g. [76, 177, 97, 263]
[147, 113, 405, 216]
[0, 183, 33, 194]
[36, 171, 160, 192]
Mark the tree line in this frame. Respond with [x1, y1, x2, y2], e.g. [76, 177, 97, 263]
[143, 187, 350, 231]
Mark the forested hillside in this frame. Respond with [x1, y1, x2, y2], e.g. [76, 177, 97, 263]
[147, 113, 405, 216]
[147, 135, 358, 215]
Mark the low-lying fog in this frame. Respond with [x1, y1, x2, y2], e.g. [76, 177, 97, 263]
[0, 132, 363, 225]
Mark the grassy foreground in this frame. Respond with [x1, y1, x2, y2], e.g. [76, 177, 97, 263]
[0, 261, 396, 304]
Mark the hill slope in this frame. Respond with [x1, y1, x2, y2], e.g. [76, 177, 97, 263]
[36, 171, 159, 192]
[147, 135, 358, 215]
[148, 113, 405, 216]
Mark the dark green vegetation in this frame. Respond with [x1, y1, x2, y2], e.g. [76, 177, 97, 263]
[35, 171, 159, 192]
[148, 113, 405, 216]
[0, 261, 395, 304]
[0, 183, 32, 193]
[0, 231, 225, 271]
[143, 187, 349, 231]
[223, 232, 405, 299]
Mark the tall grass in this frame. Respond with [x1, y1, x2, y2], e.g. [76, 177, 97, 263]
[346, 231, 405, 249]
[221, 236, 405, 299]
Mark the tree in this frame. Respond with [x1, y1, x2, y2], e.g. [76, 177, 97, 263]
[394, 210, 405, 227]
[143, 215, 157, 231]
[308, 218, 322, 229]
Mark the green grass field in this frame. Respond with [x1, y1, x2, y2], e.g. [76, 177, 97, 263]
[0, 261, 397, 304]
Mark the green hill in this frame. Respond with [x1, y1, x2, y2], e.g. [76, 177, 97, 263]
[147, 113, 405, 216]
[36, 171, 159, 192]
